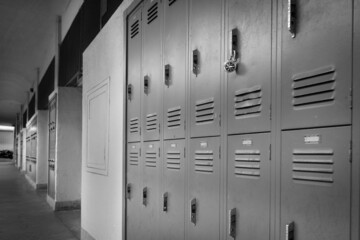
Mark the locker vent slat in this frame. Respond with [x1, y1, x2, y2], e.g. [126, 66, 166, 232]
[195, 150, 213, 173]
[146, 113, 158, 132]
[145, 151, 157, 168]
[234, 149, 261, 178]
[292, 149, 334, 184]
[292, 66, 336, 108]
[168, 0, 177, 6]
[130, 20, 139, 38]
[129, 117, 140, 134]
[195, 98, 215, 124]
[234, 85, 262, 118]
[166, 150, 181, 170]
[167, 106, 181, 129]
[147, 2, 158, 24]
[129, 151, 139, 166]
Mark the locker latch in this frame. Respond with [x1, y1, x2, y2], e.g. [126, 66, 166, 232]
[224, 28, 239, 73]
[286, 222, 295, 240]
[143, 187, 148, 206]
[163, 192, 168, 212]
[288, 0, 296, 38]
[126, 183, 131, 200]
[229, 208, 236, 238]
[144, 76, 150, 94]
[127, 84, 133, 100]
[164, 64, 171, 87]
[193, 49, 200, 76]
[191, 198, 197, 225]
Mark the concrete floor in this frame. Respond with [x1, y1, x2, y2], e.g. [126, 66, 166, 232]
[0, 158, 81, 240]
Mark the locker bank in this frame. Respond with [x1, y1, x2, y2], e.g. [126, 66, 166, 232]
[1, 0, 360, 240]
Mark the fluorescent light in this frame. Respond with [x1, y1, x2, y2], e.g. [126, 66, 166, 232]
[0, 125, 14, 131]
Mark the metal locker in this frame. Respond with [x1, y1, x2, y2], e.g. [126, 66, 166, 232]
[141, 141, 161, 240]
[281, 127, 351, 240]
[227, 133, 270, 240]
[160, 139, 186, 240]
[188, 137, 220, 240]
[281, 0, 352, 129]
[226, 0, 272, 135]
[142, 0, 163, 141]
[48, 96, 56, 199]
[163, 0, 187, 140]
[126, 143, 142, 240]
[127, 6, 142, 143]
[189, 0, 222, 138]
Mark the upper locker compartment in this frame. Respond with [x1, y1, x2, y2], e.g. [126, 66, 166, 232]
[227, 0, 272, 135]
[281, 0, 352, 129]
[127, 7, 142, 143]
[163, 0, 187, 140]
[190, 0, 222, 138]
[142, 0, 163, 142]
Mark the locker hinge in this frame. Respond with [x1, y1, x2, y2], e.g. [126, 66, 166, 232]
[269, 144, 271, 161]
[269, 104, 272, 120]
[159, 124, 161, 133]
[139, 127, 141, 136]
[219, 114, 221, 126]
[139, 148, 141, 157]
[159, 148, 161, 157]
[184, 148, 186, 158]
[349, 141, 352, 163]
[350, 88, 353, 109]
[219, 146, 221, 159]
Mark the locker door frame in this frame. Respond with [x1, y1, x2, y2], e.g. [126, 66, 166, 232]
[47, 93, 57, 199]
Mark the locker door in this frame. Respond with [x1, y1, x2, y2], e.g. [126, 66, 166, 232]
[227, 133, 270, 240]
[141, 141, 161, 240]
[127, 6, 142, 143]
[160, 140, 186, 240]
[163, 0, 187, 140]
[227, 0, 272, 134]
[126, 143, 142, 240]
[48, 96, 56, 199]
[281, 0, 352, 129]
[142, 0, 163, 141]
[188, 137, 220, 240]
[281, 127, 351, 240]
[189, 0, 222, 138]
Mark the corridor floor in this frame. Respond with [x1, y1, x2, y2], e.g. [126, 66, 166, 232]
[0, 158, 81, 240]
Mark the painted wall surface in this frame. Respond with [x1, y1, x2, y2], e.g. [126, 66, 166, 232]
[82, 0, 133, 238]
[56, 87, 82, 202]
[37, 110, 49, 185]
[0, 130, 14, 151]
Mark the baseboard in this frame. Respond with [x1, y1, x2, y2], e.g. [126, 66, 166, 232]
[25, 174, 36, 189]
[81, 228, 96, 240]
[54, 200, 81, 211]
[36, 183, 47, 190]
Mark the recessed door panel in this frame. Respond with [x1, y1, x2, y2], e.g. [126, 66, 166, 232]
[189, 0, 222, 138]
[188, 137, 220, 240]
[142, 0, 163, 141]
[227, 133, 270, 240]
[160, 139, 186, 240]
[281, 0, 352, 129]
[141, 141, 161, 240]
[126, 143, 142, 240]
[127, 6, 142, 143]
[227, 0, 272, 134]
[163, 0, 187, 140]
[281, 127, 351, 240]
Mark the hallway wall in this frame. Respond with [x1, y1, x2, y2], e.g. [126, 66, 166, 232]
[81, 0, 133, 239]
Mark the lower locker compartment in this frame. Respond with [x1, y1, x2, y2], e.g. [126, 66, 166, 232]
[281, 126, 351, 240]
[188, 137, 220, 240]
[227, 133, 271, 240]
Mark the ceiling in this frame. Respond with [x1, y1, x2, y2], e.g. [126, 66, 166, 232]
[0, 0, 72, 126]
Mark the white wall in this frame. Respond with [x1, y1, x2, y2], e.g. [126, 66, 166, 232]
[82, 0, 133, 238]
[0, 130, 14, 151]
[36, 110, 49, 185]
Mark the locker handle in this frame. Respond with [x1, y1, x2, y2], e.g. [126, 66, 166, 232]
[193, 49, 200, 76]
[224, 28, 239, 73]
[163, 192, 168, 212]
[127, 84, 133, 100]
[229, 208, 236, 238]
[164, 64, 171, 87]
[288, 0, 296, 38]
[286, 222, 295, 240]
[190, 198, 197, 225]
[126, 183, 131, 200]
[144, 76, 150, 94]
[143, 187, 148, 206]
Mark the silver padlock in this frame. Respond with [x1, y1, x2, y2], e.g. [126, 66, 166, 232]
[224, 50, 239, 73]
